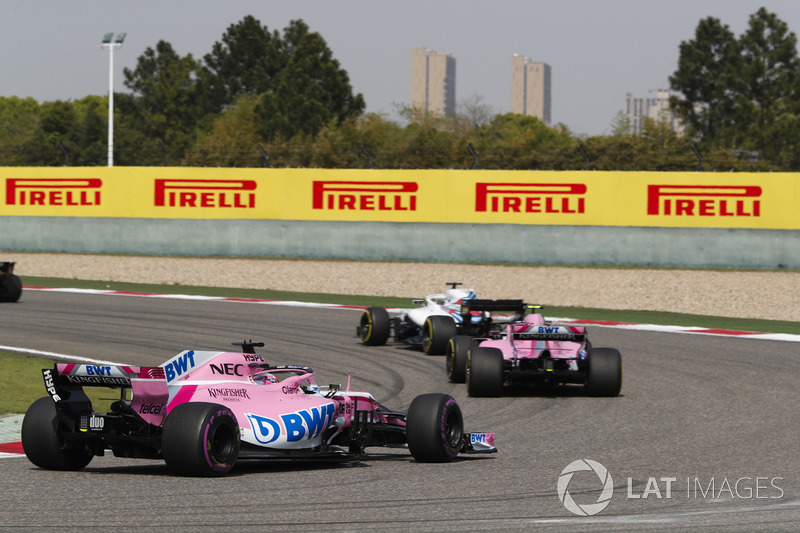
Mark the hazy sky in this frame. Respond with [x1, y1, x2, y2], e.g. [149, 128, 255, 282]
[2, 0, 800, 136]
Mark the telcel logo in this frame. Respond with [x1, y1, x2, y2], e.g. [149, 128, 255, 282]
[647, 185, 761, 217]
[475, 183, 586, 214]
[312, 181, 418, 211]
[154, 179, 256, 208]
[5, 178, 102, 206]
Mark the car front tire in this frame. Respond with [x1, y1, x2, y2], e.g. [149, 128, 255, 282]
[406, 393, 464, 462]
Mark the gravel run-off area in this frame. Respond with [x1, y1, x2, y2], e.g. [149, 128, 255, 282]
[6, 252, 800, 322]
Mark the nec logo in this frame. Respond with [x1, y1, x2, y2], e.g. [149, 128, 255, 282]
[475, 183, 586, 214]
[647, 185, 761, 217]
[5, 178, 102, 206]
[312, 181, 417, 211]
[154, 179, 256, 208]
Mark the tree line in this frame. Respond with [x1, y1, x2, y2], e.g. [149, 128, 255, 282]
[0, 10, 796, 171]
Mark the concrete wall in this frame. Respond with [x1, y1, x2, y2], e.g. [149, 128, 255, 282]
[2, 216, 798, 269]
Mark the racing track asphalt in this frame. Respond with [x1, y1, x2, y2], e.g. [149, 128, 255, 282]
[0, 289, 798, 532]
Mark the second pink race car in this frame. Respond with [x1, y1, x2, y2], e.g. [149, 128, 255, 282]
[446, 304, 622, 397]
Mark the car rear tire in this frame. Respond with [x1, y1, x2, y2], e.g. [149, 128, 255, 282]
[162, 403, 240, 477]
[466, 347, 504, 397]
[22, 397, 93, 471]
[422, 315, 457, 355]
[446, 335, 472, 383]
[585, 347, 622, 397]
[0, 273, 22, 302]
[406, 393, 463, 463]
[358, 307, 391, 346]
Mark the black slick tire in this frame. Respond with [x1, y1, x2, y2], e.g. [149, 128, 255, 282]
[22, 397, 93, 471]
[358, 307, 391, 346]
[422, 315, 457, 355]
[406, 393, 463, 463]
[0, 274, 22, 302]
[466, 346, 504, 397]
[161, 402, 240, 477]
[446, 335, 472, 383]
[585, 347, 622, 397]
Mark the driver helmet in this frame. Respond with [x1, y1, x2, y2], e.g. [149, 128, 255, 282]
[445, 288, 477, 304]
[253, 370, 279, 384]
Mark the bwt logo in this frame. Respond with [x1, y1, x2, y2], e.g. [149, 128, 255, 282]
[475, 183, 586, 214]
[246, 403, 336, 445]
[647, 185, 761, 217]
[5, 178, 102, 206]
[154, 179, 256, 208]
[312, 181, 418, 211]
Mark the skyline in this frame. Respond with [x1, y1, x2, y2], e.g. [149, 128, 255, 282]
[2, 1, 800, 137]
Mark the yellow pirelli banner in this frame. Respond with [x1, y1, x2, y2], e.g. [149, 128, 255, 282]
[0, 167, 797, 229]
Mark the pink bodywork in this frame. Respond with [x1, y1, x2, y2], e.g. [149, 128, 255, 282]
[56, 350, 400, 451]
[475, 313, 588, 360]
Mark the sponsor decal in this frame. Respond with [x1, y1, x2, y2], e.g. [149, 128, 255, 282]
[475, 182, 586, 214]
[514, 326, 582, 341]
[153, 179, 256, 208]
[42, 369, 62, 402]
[85, 365, 113, 376]
[80, 415, 105, 432]
[163, 350, 196, 382]
[64, 375, 130, 385]
[210, 363, 244, 376]
[246, 403, 336, 444]
[138, 403, 164, 414]
[243, 354, 263, 362]
[647, 185, 761, 217]
[207, 388, 251, 400]
[312, 181, 418, 211]
[5, 178, 102, 206]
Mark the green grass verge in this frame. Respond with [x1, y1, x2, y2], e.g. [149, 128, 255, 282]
[0, 352, 118, 417]
[2, 275, 797, 419]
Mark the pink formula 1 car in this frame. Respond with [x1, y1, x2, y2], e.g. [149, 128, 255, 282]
[22, 341, 496, 477]
[446, 305, 622, 397]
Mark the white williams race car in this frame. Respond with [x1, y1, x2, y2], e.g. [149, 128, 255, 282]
[357, 282, 524, 355]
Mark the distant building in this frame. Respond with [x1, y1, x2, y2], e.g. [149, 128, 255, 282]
[411, 47, 456, 117]
[510, 55, 551, 124]
[625, 89, 684, 135]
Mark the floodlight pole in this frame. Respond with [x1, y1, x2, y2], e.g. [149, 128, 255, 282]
[102, 33, 125, 167]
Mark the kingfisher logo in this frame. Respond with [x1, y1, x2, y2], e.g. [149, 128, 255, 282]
[5, 178, 102, 206]
[312, 181, 418, 211]
[154, 179, 256, 208]
[647, 185, 761, 217]
[475, 183, 586, 214]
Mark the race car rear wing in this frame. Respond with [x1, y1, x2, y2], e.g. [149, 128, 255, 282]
[459, 299, 526, 315]
[511, 325, 586, 342]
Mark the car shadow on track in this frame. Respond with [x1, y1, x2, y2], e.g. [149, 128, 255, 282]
[500, 384, 625, 399]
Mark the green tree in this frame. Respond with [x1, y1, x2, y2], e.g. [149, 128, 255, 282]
[0, 96, 40, 165]
[669, 16, 741, 148]
[737, 7, 800, 163]
[200, 15, 284, 114]
[121, 40, 204, 163]
[182, 94, 263, 167]
[254, 20, 365, 140]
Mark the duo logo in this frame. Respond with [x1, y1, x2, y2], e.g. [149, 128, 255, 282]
[246, 403, 336, 445]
